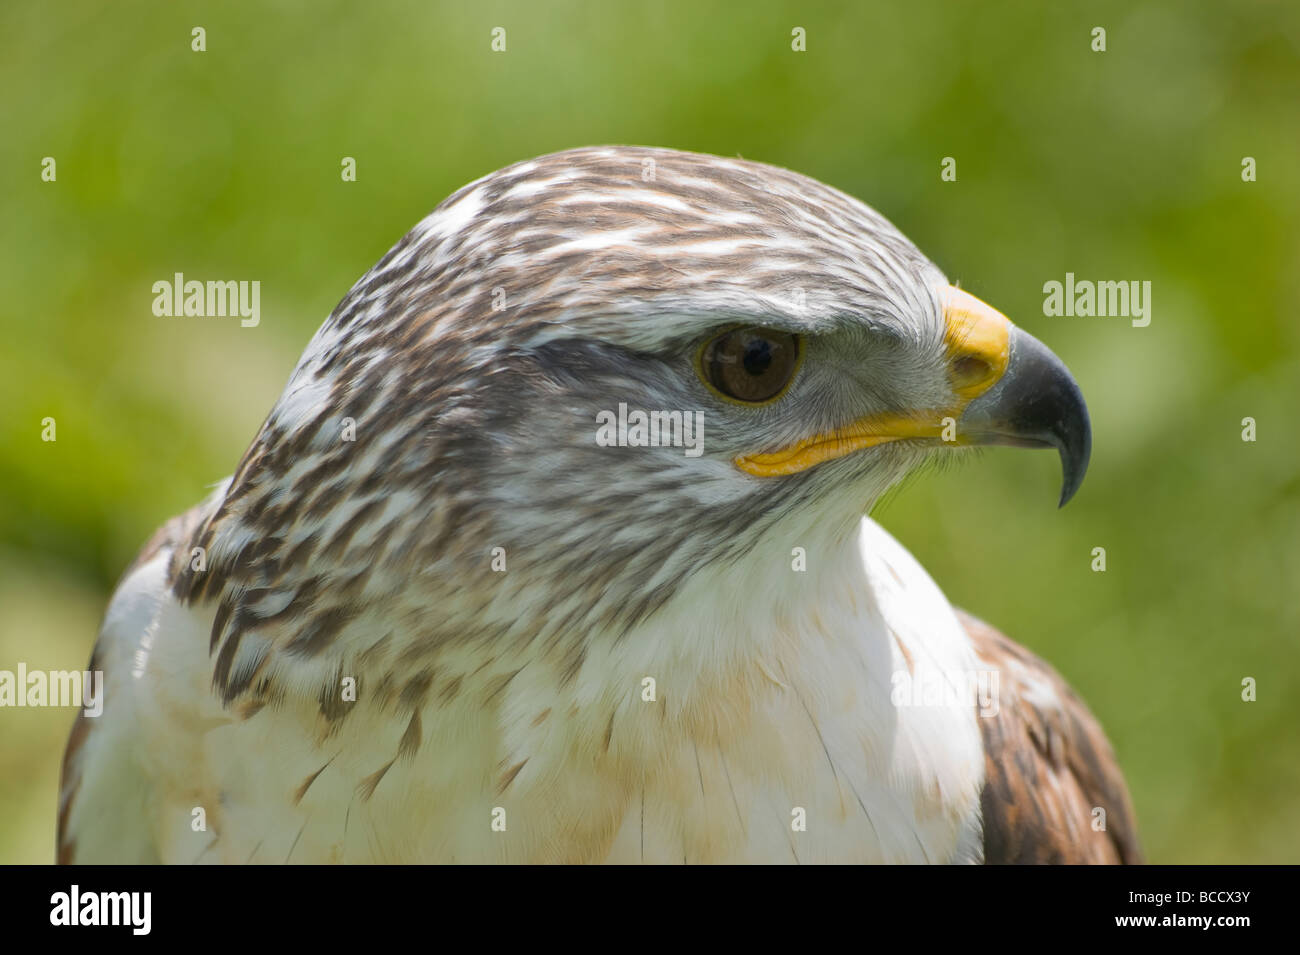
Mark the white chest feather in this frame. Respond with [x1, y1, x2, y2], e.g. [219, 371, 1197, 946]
[87, 518, 986, 864]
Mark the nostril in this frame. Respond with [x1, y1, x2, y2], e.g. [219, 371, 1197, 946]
[950, 355, 992, 391]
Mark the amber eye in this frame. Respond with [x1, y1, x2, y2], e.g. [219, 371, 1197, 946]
[699, 327, 803, 404]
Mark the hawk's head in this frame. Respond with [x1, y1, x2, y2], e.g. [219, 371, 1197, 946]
[179, 146, 1089, 703]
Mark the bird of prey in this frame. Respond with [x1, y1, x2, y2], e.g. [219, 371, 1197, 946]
[58, 146, 1140, 864]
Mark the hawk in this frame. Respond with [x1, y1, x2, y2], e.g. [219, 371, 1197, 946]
[59, 146, 1140, 864]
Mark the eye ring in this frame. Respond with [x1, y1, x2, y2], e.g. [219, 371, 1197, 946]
[695, 326, 805, 406]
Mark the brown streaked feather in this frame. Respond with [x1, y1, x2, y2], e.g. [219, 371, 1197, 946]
[959, 609, 1143, 864]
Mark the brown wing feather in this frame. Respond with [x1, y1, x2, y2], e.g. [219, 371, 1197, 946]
[958, 609, 1143, 864]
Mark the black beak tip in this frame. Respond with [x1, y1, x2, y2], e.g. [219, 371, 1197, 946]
[1057, 442, 1089, 507]
[1053, 382, 1091, 508]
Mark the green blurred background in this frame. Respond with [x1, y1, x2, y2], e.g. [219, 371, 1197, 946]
[1, 0, 1297, 863]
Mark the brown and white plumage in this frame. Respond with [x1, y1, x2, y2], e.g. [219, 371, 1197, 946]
[59, 146, 1139, 863]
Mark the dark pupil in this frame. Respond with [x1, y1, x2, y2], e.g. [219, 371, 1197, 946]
[742, 337, 773, 376]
